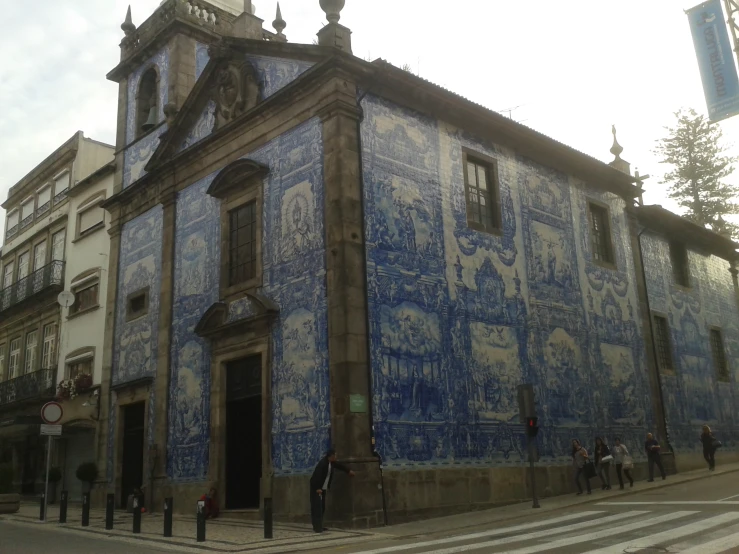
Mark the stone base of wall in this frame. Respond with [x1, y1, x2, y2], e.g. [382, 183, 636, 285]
[92, 453, 735, 525]
[675, 450, 739, 472]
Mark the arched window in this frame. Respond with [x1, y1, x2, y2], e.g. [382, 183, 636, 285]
[136, 67, 159, 137]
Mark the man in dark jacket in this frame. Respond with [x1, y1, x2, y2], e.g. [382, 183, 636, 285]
[644, 433, 666, 482]
[310, 449, 355, 533]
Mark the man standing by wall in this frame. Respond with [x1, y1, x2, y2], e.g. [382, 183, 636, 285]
[645, 433, 667, 482]
[310, 449, 355, 533]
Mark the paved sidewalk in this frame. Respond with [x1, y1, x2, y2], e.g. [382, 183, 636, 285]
[2, 463, 736, 553]
[1, 502, 381, 553]
[379, 461, 739, 539]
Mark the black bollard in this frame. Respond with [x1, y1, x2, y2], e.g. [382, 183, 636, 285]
[263, 497, 273, 539]
[59, 491, 68, 524]
[163, 497, 173, 538]
[196, 500, 206, 542]
[132, 496, 142, 534]
[39, 493, 45, 521]
[105, 493, 114, 530]
[81, 493, 90, 527]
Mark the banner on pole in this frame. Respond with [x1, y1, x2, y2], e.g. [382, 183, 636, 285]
[687, 0, 739, 122]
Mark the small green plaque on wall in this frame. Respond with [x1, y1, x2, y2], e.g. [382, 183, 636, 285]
[349, 394, 367, 413]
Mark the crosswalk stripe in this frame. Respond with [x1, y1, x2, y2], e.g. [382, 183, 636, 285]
[679, 530, 739, 553]
[355, 511, 648, 554]
[718, 493, 739, 501]
[348, 511, 631, 554]
[584, 512, 739, 554]
[497, 511, 698, 554]
[597, 501, 739, 505]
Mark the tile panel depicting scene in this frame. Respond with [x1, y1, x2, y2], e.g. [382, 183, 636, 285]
[360, 94, 654, 470]
[641, 234, 739, 454]
[165, 118, 330, 482]
[108, 206, 163, 481]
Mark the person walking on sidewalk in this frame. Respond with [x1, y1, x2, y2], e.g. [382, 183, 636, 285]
[645, 432, 666, 482]
[594, 437, 613, 490]
[309, 449, 355, 533]
[700, 425, 720, 471]
[613, 437, 634, 489]
[572, 439, 592, 495]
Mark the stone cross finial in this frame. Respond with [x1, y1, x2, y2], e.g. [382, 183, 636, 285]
[610, 124, 624, 160]
[319, 0, 345, 23]
[273, 2, 286, 37]
[121, 5, 136, 36]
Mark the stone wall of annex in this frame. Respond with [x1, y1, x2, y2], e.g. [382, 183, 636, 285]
[360, 94, 655, 473]
[641, 233, 739, 467]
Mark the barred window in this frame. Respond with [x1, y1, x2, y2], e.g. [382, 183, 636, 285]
[229, 201, 257, 286]
[589, 203, 614, 265]
[710, 328, 729, 382]
[653, 315, 673, 372]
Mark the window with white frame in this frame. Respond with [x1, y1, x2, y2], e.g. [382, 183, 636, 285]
[52, 229, 66, 261]
[2, 262, 13, 288]
[70, 281, 99, 316]
[17, 251, 30, 281]
[20, 197, 34, 229]
[5, 210, 19, 239]
[24, 330, 37, 374]
[42, 324, 56, 369]
[8, 338, 20, 379]
[33, 241, 46, 271]
[37, 186, 52, 215]
[0, 344, 5, 381]
[54, 171, 70, 203]
[77, 200, 105, 237]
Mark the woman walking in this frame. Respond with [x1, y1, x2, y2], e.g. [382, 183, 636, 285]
[594, 437, 612, 490]
[700, 425, 719, 471]
[572, 439, 592, 495]
[613, 437, 634, 489]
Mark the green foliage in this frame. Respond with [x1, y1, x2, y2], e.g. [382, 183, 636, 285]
[0, 464, 14, 494]
[75, 462, 98, 484]
[654, 108, 739, 237]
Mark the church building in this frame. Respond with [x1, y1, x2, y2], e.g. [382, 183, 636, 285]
[95, 0, 739, 525]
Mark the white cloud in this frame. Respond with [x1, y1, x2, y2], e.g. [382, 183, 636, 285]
[1, 0, 738, 246]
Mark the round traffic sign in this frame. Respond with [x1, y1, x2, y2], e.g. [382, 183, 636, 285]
[41, 402, 63, 425]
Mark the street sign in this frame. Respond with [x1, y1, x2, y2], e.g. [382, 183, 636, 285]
[40, 424, 62, 436]
[41, 402, 63, 425]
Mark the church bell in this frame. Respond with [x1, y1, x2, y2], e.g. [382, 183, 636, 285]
[142, 105, 158, 132]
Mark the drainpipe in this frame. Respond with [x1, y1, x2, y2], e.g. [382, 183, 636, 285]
[635, 225, 672, 454]
[356, 83, 388, 526]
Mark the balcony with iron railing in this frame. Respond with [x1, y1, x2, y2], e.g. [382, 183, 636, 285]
[0, 260, 65, 313]
[0, 368, 56, 406]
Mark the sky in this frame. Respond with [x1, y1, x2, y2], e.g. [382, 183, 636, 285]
[1, 0, 738, 246]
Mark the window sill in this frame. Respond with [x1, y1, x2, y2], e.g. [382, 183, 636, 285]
[72, 223, 105, 243]
[222, 277, 263, 301]
[466, 221, 503, 237]
[125, 311, 149, 323]
[67, 305, 101, 320]
[592, 259, 618, 271]
[672, 283, 692, 292]
[717, 377, 731, 384]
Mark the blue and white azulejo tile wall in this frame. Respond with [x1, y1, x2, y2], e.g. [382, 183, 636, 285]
[641, 234, 739, 454]
[164, 118, 329, 480]
[360, 94, 653, 469]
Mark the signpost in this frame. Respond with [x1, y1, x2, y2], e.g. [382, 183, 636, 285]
[40, 402, 63, 523]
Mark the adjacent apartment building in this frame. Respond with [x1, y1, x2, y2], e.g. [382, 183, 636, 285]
[0, 132, 114, 500]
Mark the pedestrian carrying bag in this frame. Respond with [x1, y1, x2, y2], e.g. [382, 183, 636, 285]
[584, 460, 597, 479]
[600, 455, 614, 463]
[622, 455, 634, 470]
[712, 439, 723, 449]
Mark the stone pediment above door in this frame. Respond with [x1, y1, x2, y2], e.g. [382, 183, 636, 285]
[195, 293, 279, 339]
[146, 42, 261, 170]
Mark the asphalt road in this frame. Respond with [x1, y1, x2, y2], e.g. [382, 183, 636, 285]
[311, 470, 739, 554]
[0, 522, 177, 554]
